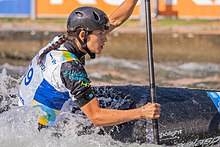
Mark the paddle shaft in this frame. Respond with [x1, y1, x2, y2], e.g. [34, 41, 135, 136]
[144, 0, 159, 144]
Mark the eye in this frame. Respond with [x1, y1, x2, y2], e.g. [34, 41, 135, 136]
[92, 31, 104, 36]
[98, 31, 105, 36]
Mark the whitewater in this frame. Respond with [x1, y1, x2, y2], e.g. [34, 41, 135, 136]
[1, 57, 220, 147]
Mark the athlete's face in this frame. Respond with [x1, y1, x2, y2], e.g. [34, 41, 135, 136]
[86, 30, 107, 54]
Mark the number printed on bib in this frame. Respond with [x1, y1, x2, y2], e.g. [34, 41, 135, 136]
[24, 67, 34, 86]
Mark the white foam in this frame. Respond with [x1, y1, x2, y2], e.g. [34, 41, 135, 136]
[86, 56, 143, 70]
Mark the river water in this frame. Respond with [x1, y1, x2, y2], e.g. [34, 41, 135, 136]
[0, 30, 220, 146]
[1, 57, 220, 147]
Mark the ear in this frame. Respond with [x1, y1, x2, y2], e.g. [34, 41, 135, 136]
[79, 30, 86, 42]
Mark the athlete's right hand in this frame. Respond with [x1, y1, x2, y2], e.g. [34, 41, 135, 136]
[139, 102, 161, 119]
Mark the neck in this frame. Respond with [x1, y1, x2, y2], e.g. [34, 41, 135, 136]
[64, 40, 86, 60]
[75, 39, 87, 54]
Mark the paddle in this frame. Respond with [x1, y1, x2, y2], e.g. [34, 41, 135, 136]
[144, 0, 159, 144]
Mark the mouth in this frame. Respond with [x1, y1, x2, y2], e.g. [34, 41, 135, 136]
[101, 44, 105, 49]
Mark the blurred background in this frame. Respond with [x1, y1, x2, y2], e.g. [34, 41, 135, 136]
[1, 0, 220, 19]
[0, 0, 220, 89]
[0, 2, 219, 146]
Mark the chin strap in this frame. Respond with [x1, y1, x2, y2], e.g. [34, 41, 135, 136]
[76, 31, 95, 59]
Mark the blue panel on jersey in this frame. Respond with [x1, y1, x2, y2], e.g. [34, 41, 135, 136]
[34, 79, 70, 110]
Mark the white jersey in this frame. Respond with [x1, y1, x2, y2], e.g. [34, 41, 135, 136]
[18, 36, 78, 110]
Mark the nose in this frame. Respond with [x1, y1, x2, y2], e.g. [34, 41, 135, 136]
[103, 34, 107, 42]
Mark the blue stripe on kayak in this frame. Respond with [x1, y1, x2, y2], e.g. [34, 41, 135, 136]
[207, 91, 220, 113]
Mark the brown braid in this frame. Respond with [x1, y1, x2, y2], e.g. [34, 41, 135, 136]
[37, 34, 69, 64]
[37, 28, 87, 64]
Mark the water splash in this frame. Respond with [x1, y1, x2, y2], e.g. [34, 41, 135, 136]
[145, 119, 154, 144]
[1, 60, 220, 146]
[0, 69, 161, 147]
[0, 68, 20, 113]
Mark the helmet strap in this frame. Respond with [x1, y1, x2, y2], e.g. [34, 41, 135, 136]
[76, 31, 95, 59]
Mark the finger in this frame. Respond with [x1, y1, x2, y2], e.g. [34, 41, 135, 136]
[154, 103, 161, 107]
[149, 103, 160, 108]
[153, 115, 160, 119]
[146, 102, 152, 105]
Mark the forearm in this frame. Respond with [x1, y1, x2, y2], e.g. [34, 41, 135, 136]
[81, 98, 142, 127]
[92, 108, 142, 127]
[107, 0, 138, 33]
[81, 98, 160, 127]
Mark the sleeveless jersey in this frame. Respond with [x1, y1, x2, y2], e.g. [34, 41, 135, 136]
[18, 36, 80, 110]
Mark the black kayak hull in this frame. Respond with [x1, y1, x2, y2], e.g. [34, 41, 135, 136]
[92, 85, 220, 146]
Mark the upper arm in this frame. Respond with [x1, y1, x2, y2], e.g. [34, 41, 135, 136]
[105, 0, 138, 34]
[60, 60, 95, 107]
[105, 16, 120, 34]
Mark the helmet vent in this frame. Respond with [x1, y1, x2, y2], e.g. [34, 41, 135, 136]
[75, 12, 83, 17]
[93, 11, 100, 20]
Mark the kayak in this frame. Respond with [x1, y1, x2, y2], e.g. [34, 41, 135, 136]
[90, 85, 220, 146]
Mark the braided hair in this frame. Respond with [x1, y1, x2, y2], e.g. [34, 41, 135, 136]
[37, 34, 68, 64]
[37, 27, 86, 64]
